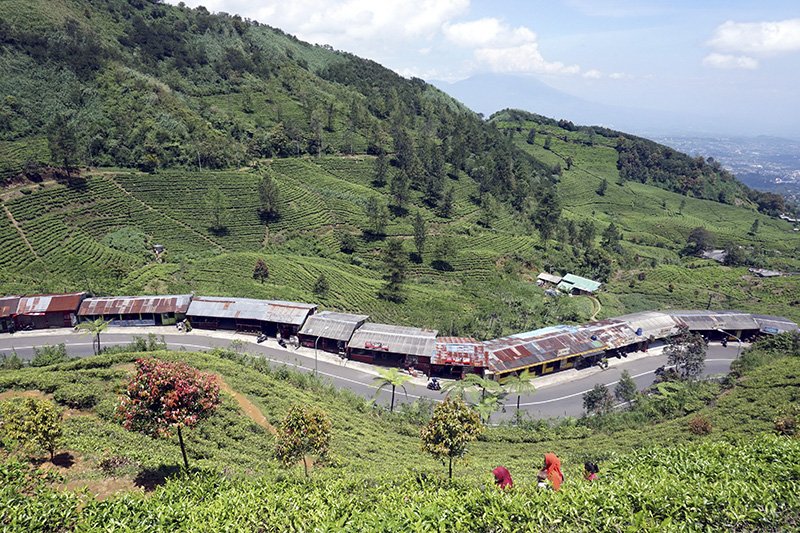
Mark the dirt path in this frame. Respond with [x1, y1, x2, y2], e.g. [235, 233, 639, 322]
[216, 376, 277, 435]
[2, 203, 44, 264]
[102, 174, 226, 252]
[588, 296, 602, 320]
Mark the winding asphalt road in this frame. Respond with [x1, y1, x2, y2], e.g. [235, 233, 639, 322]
[0, 331, 740, 419]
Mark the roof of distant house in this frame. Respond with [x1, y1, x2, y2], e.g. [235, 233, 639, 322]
[299, 311, 369, 341]
[16, 293, 86, 315]
[187, 296, 316, 325]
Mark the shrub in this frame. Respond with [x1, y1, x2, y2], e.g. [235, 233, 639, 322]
[30, 344, 68, 367]
[689, 415, 712, 435]
[0, 397, 62, 460]
[53, 382, 98, 409]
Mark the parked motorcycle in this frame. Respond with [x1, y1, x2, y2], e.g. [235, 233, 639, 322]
[256, 333, 267, 343]
[277, 337, 287, 348]
[427, 378, 441, 391]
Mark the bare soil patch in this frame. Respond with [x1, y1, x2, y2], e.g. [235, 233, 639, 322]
[217, 375, 277, 435]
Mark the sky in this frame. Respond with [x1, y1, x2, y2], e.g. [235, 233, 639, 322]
[167, 0, 800, 138]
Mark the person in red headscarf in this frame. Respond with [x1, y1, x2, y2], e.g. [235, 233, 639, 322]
[492, 466, 513, 489]
[542, 453, 564, 491]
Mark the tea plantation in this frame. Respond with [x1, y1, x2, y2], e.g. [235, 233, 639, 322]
[1, 335, 799, 531]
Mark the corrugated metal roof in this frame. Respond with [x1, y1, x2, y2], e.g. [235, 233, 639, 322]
[349, 322, 438, 357]
[669, 310, 759, 332]
[16, 293, 86, 315]
[583, 319, 639, 350]
[561, 274, 602, 292]
[752, 314, 800, 334]
[434, 337, 487, 367]
[537, 273, 562, 284]
[486, 326, 607, 374]
[187, 296, 316, 326]
[616, 311, 682, 339]
[0, 296, 20, 318]
[299, 311, 369, 341]
[78, 295, 192, 316]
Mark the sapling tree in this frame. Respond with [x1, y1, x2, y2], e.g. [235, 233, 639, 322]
[614, 370, 638, 405]
[583, 383, 614, 415]
[275, 404, 332, 477]
[253, 258, 270, 283]
[501, 369, 536, 422]
[118, 358, 220, 470]
[77, 318, 110, 355]
[0, 397, 62, 460]
[421, 397, 483, 479]
[373, 367, 411, 413]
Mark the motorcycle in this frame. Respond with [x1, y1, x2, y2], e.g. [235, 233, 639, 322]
[256, 333, 267, 344]
[277, 337, 287, 348]
[427, 378, 441, 391]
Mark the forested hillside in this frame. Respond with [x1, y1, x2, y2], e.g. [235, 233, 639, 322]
[0, 0, 798, 334]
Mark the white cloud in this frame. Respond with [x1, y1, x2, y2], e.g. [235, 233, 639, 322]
[702, 53, 759, 70]
[474, 43, 580, 75]
[171, 0, 469, 43]
[708, 18, 800, 55]
[442, 18, 534, 47]
[582, 69, 602, 79]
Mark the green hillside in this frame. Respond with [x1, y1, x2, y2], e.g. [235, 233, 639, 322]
[0, 0, 798, 333]
[1, 336, 798, 530]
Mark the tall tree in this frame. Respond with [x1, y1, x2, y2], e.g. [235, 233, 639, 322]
[363, 196, 388, 236]
[437, 186, 455, 218]
[205, 186, 228, 231]
[526, 128, 536, 145]
[253, 259, 270, 283]
[118, 358, 220, 470]
[583, 383, 614, 415]
[665, 326, 708, 379]
[412, 211, 427, 260]
[501, 369, 536, 422]
[378, 238, 407, 302]
[257, 173, 280, 220]
[531, 186, 561, 244]
[77, 318, 110, 355]
[478, 193, 497, 228]
[390, 170, 410, 210]
[749, 218, 760, 235]
[373, 368, 411, 413]
[601, 222, 623, 253]
[373, 151, 388, 187]
[543, 136, 552, 150]
[596, 178, 608, 196]
[48, 113, 79, 178]
[420, 397, 483, 479]
[614, 370, 638, 405]
[275, 405, 331, 478]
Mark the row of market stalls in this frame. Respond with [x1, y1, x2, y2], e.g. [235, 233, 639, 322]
[1, 291, 798, 379]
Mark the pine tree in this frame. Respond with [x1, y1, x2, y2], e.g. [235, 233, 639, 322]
[526, 128, 536, 145]
[364, 197, 388, 236]
[597, 178, 608, 196]
[749, 218, 760, 235]
[373, 151, 388, 187]
[313, 273, 329, 296]
[437, 186, 455, 218]
[205, 186, 228, 232]
[378, 239, 407, 302]
[390, 170, 410, 211]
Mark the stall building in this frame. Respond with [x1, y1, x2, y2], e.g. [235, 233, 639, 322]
[14, 292, 86, 330]
[485, 324, 608, 379]
[0, 296, 19, 333]
[557, 274, 602, 295]
[668, 310, 761, 341]
[78, 295, 192, 327]
[187, 296, 315, 336]
[347, 323, 437, 373]
[432, 337, 487, 378]
[615, 311, 684, 351]
[751, 314, 799, 336]
[298, 311, 369, 354]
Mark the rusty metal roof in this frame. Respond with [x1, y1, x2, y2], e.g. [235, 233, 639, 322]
[79, 295, 192, 317]
[583, 319, 639, 350]
[187, 296, 316, 326]
[16, 293, 86, 315]
[0, 296, 20, 318]
[299, 311, 369, 341]
[349, 322, 438, 357]
[434, 337, 487, 367]
[486, 325, 607, 374]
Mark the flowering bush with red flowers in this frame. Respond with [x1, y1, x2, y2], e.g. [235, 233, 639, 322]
[117, 358, 220, 468]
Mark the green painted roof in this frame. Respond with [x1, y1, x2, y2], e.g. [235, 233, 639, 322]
[561, 274, 602, 292]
